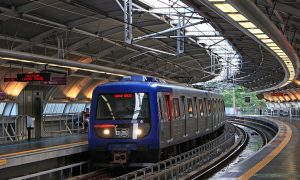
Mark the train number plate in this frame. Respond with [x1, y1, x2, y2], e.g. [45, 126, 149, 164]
[115, 128, 129, 137]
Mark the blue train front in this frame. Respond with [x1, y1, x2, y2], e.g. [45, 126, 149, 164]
[89, 76, 167, 165]
[88, 75, 225, 166]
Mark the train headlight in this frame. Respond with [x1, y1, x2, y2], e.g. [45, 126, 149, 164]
[136, 129, 142, 136]
[103, 129, 110, 135]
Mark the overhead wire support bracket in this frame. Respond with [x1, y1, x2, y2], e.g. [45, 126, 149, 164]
[177, 13, 185, 56]
[124, 0, 133, 44]
[133, 21, 206, 43]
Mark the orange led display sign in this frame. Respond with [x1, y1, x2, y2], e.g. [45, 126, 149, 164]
[17, 73, 51, 82]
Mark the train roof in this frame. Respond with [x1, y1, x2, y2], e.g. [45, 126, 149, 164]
[94, 80, 222, 97]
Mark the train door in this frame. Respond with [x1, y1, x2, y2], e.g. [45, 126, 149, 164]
[211, 99, 215, 129]
[207, 99, 212, 131]
[194, 97, 199, 133]
[173, 98, 180, 140]
[181, 96, 187, 136]
[187, 98, 194, 135]
[198, 98, 204, 133]
[203, 98, 208, 132]
[158, 95, 166, 144]
[164, 94, 173, 141]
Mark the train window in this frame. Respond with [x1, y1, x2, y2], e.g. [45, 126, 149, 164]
[199, 99, 204, 116]
[181, 96, 186, 118]
[164, 95, 173, 121]
[173, 98, 180, 119]
[187, 99, 193, 118]
[193, 97, 198, 117]
[96, 93, 150, 122]
[207, 100, 211, 114]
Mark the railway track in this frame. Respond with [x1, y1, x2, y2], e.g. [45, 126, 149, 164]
[15, 117, 277, 180]
[189, 124, 248, 179]
[189, 117, 277, 179]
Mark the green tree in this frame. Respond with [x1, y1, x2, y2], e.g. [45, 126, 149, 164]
[223, 85, 266, 114]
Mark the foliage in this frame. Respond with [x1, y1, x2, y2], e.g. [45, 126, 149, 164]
[223, 85, 266, 109]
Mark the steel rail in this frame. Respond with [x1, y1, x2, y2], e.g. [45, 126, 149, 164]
[190, 126, 248, 179]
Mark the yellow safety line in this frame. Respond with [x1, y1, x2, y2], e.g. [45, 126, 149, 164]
[0, 141, 88, 160]
[239, 122, 292, 179]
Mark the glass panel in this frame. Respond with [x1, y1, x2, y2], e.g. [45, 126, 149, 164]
[173, 98, 180, 118]
[96, 93, 150, 122]
[164, 95, 171, 121]
[187, 99, 193, 117]
[3, 103, 13, 116]
[199, 99, 203, 116]
[85, 103, 91, 110]
[64, 104, 71, 114]
[11, 103, 18, 116]
[0, 102, 6, 115]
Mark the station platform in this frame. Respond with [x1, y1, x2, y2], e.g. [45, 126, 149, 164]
[218, 116, 296, 179]
[0, 134, 88, 169]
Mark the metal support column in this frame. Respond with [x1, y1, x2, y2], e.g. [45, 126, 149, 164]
[124, 0, 133, 44]
[211, 54, 216, 74]
[33, 91, 42, 139]
[177, 14, 185, 56]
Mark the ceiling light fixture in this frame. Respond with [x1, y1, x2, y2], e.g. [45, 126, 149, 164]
[208, 0, 296, 88]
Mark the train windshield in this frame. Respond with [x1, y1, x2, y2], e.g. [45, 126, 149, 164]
[96, 93, 150, 121]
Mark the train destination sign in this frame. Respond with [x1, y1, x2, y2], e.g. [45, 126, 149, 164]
[17, 73, 51, 82]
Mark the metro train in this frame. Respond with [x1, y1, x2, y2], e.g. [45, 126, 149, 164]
[88, 75, 225, 165]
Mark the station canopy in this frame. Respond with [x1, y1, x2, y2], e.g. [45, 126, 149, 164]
[0, 0, 299, 101]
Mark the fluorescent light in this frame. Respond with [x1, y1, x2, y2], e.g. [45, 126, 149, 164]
[255, 34, 269, 39]
[248, 28, 263, 34]
[261, 39, 273, 43]
[215, 3, 238, 13]
[266, 43, 277, 47]
[228, 13, 248, 21]
[277, 52, 286, 56]
[274, 49, 283, 53]
[239, 22, 256, 28]
[270, 46, 280, 50]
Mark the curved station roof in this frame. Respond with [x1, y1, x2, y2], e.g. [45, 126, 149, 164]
[0, 0, 299, 102]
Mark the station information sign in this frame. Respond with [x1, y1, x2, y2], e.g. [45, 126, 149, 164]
[17, 73, 51, 81]
[41, 77, 67, 85]
[271, 92, 288, 96]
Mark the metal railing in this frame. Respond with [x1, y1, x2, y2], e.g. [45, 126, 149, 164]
[42, 113, 85, 136]
[113, 124, 236, 180]
[0, 113, 87, 144]
[11, 161, 90, 180]
[0, 115, 27, 144]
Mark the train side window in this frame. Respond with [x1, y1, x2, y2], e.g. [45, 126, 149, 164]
[173, 98, 180, 119]
[164, 95, 173, 121]
[207, 100, 211, 114]
[181, 96, 186, 118]
[193, 97, 198, 117]
[187, 99, 193, 118]
[199, 99, 203, 116]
